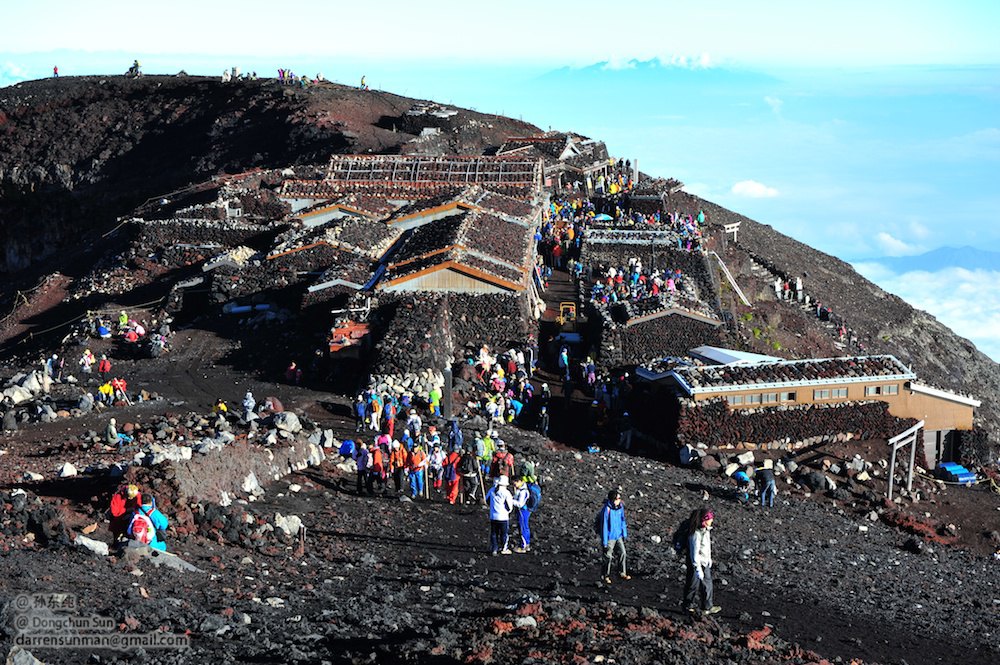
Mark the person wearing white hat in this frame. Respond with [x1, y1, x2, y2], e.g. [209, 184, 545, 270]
[485, 475, 514, 555]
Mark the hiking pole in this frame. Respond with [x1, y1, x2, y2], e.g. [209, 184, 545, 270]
[423, 468, 428, 500]
[477, 465, 487, 505]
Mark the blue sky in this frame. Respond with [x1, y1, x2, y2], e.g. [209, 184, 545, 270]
[2, 1, 999, 359]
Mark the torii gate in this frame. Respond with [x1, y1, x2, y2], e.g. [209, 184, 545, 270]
[887, 420, 924, 500]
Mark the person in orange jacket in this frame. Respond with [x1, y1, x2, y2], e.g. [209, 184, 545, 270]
[407, 444, 428, 498]
[388, 440, 407, 493]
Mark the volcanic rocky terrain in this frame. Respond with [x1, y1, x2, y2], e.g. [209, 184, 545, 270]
[0, 75, 998, 665]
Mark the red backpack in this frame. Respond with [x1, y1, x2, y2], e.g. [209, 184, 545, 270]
[128, 510, 155, 545]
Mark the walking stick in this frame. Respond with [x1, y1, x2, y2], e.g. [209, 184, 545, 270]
[423, 467, 429, 499]
[477, 464, 487, 505]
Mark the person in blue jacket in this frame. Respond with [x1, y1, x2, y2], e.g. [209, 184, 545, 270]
[598, 489, 630, 584]
[128, 494, 169, 552]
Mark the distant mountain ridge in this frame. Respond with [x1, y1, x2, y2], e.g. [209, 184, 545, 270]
[538, 58, 780, 89]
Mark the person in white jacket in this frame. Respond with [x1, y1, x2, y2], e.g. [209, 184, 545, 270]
[485, 475, 514, 555]
[685, 508, 721, 615]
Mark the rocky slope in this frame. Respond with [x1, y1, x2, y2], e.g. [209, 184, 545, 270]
[0, 75, 537, 274]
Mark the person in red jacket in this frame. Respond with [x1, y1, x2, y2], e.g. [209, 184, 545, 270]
[443, 448, 462, 504]
[97, 355, 112, 382]
[489, 441, 514, 480]
[109, 484, 142, 540]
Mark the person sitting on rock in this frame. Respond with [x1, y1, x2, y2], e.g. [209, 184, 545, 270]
[213, 398, 228, 415]
[98, 381, 115, 405]
[106, 417, 133, 449]
[128, 494, 168, 552]
[110, 377, 129, 402]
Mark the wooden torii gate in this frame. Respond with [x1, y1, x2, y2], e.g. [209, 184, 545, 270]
[887, 420, 924, 500]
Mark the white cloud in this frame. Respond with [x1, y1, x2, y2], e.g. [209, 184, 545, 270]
[0, 61, 28, 86]
[682, 182, 712, 197]
[907, 220, 931, 240]
[867, 267, 1000, 362]
[764, 95, 784, 115]
[601, 57, 637, 71]
[731, 179, 779, 198]
[875, 231, 919, 256]
[657, 53, 714, 69]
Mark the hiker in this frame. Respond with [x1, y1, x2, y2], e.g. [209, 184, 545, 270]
[511, 477, 533, 553]
[360, 75, 368, 90]
[459, 447, 481, 503]
[109, 484, 142, 539]
[128, 493, 169, 552]
[98, 381, 115, 405]
[428, 444, 446, 490]
[757, 464, 777, 508]
[683, 508, 721, 615]
[407, 444, 428, 499]
[97, 354, 112, 381]
[428, 385, 442, 418]
[733, 469, 752, 505]
[53, 65, 58, 77]
[406, 409, 422, 440]
[537, 406, 549, 437]
[443, 446, 462, 504]
[354, 394, 367, 432]
[79, 349, 95, 374]
[118, 310, 129, 330]
[597, 489, 630, 584]
[110, 376, 129, 402]
[106, 418, 133, 449]
[489, 441, 515, 479]
[242, 391, 256, 420]
[369, 443, 386, 494]
[213, 398, 228, 415]
[447, 419, 463, 452]
[354, 441, 370, 495]
[485, 475, 514, 555]
[389, 440, 407, 493]
[44, 354, 62, 380]
[285, 361, 302, 385]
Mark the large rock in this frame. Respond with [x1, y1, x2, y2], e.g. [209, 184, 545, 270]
[122, 542, 203, 573]
[145, 444, 193, 466]
[58, 462, 78, 478]
[272, 412, 301, 434]
[273, 513, 303, 537]
[74, 534, 109, 556]
[2, 386, 32, 405]
[6, 646, 45, 665]
[736, 451, 755, 466]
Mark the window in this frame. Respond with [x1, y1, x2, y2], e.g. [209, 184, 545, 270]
[832, 388, 848, 399]
[884, 384, 898, 395]
[727, 395, 744, 406]
[762, 393, 778, 404]
[746, 393, 762, 405]
[780, 391, 797, 402]
[865, 385, 880, 396]
[813, 389, 831, 400]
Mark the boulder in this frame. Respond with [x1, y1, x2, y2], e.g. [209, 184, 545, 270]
[723, 463, 739, 477]
[74, 534, 109, 556]
[735, 451, 755, 466]
[6, 646, 45, 665]
[272, 412, 301, 434]
[273, 513, 303, 537]
[22, 471, 43, 482]
[242, 472, 263, 496]
[58, 462, 78, 478]
[2, 386, 33, 405]
[145, 445, 193, 466]
[78, 393, 95, 413]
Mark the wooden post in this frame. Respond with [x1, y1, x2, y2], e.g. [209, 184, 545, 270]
[888, 447, 897, 501]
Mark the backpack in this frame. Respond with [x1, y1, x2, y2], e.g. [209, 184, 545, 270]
[671, 519, 691, 554]
[443, 461, 458, 482]
[129, 511, 155, 545]
[593, 505, 608, 536]
[526, 482, 542, 512]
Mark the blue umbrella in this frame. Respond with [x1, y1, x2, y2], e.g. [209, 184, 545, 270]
[593, 213, 613, 221]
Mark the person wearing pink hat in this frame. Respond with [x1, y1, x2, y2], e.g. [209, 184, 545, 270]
[684, 508, 721, 615]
